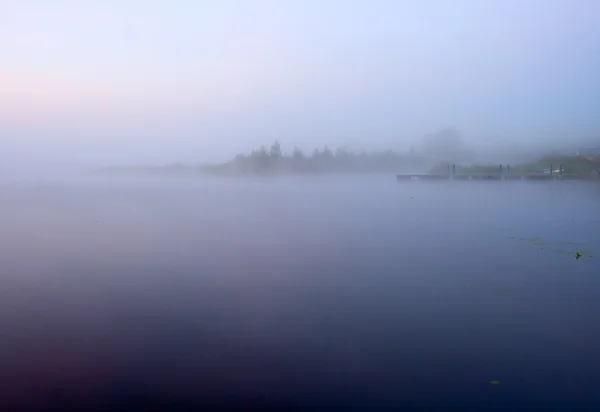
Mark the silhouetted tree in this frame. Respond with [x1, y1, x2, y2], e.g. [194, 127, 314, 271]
[269, 141, 282, 159]
[292, 146, 305, 160]
[421, 128, 471, 163]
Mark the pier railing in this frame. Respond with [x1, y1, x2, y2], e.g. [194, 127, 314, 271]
[397, 164, 568, 181]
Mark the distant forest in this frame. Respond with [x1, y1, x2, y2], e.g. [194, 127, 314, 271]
[98, 129, 600, 177]
[201, 141, 428, 175]
[201, 129, 473, 175]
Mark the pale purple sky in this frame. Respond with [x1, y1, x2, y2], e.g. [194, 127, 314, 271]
[1, 0, 599, 169]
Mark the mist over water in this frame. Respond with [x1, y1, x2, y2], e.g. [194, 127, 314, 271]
[1, 176, 599, 410]
[3, 0, 600, 409]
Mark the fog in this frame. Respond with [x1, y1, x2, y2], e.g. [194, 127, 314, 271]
[2, 0, 600, 174]
[2, 1, 600, 409]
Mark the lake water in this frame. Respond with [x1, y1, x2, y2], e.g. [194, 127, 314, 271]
[1, 176, 599, 411]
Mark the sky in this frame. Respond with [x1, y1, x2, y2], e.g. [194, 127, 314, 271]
[1, 0, 599, 169]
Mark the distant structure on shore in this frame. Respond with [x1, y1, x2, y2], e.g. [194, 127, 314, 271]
[577, 146, 600, 157]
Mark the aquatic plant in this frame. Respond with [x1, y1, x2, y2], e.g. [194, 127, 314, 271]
[490, 380, 500, 385]
[511, 236, 594, 260]
[553, 249, 594, 259]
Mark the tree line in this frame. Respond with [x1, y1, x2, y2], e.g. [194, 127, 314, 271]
[201, 141, 429, 175]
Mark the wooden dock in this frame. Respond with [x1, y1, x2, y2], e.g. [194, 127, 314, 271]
[396, 174, 449, 181]
[396, 163, 580, 181]
[396, 174, 560, 181]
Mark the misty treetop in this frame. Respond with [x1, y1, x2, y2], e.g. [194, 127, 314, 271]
[201, 141, 428, 175]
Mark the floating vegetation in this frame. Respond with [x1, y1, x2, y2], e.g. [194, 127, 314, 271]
[554, 241, 585, 245]
[552, 249, 594, 259]
[573, 250, 594, 259]
[511, 236, 594, 260]
[490, 380, 501, 385]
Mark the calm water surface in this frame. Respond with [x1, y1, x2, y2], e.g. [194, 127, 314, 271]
[0, 176, 599, 410]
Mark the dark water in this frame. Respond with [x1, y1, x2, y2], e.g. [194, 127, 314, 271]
[1, 176, 599, 411]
